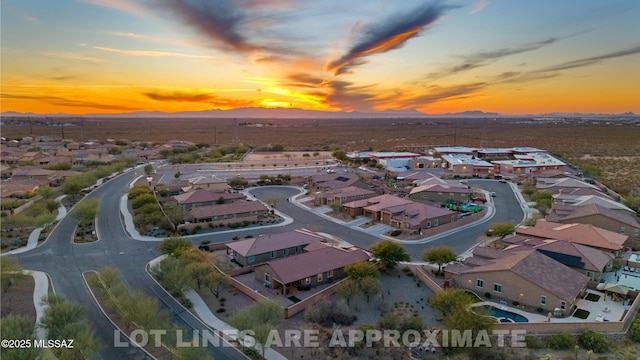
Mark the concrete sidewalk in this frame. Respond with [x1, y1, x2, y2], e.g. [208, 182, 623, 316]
[27, 270, 51, 340]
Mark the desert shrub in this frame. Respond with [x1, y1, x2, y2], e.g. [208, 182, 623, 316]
[304, 299, 356, 327]
[578, 329, 608, 353]
[629, 317, 640, 342]
[525, 336, 542, 349]
[547, 332, 576, 350]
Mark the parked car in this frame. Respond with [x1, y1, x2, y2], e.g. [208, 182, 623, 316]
[471, 197, 487, 203]
[490, 192, 497, 197]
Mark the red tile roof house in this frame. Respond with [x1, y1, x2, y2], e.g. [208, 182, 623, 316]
[316, 185, 376, 206]
[225, 229, 326, 267]
[548, 204, 640, 241]
[172, 188, 245, 210]
[503, 238, 614, 281]
[382, 202, 457, 234]
[408, 183, 471, 204]
[188, 200, 268, 226]
[342, 194, 412, 220]
[254, 242, 370, 295]
[445, 248, 590, 317]
[516, 220, 629, 257]
[307, 173, 359, 192]
[189, 175, 229, 191]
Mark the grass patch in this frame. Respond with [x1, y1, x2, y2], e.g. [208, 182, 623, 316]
[288, 296, 301, 303]
[573, 308, 590, 319]
[585, 293, 601, 302]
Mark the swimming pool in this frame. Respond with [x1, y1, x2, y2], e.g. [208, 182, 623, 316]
[473, 304, 529, 323]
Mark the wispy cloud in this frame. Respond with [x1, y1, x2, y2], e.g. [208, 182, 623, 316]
[42, 51, 104, 63]
[1, 93, 137, 111]
[495, 44, 640, 84]
[93, 46, 215, 59]
[79, 0, 150, 18]
[324, 80, 376, 111]
[536, 44, 640, 73]
[468, 0, 489, 15]
[143, 90, 257, 108]
[327, 2, 457, 75]
[156, 0, 263, 54]
[378, 82, 486, 109]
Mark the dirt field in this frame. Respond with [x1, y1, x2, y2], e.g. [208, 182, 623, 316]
[0, 274, 37, 321]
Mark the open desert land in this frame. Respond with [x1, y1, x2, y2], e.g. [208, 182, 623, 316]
[3, 117, 640, 197]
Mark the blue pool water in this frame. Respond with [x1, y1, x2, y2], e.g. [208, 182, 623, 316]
[473, 305, 529, 323]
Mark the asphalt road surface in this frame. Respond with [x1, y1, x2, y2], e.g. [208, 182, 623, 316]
[11, 165, 522, 359]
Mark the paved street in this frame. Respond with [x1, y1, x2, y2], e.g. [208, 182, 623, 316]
[8, 164, 523, 358]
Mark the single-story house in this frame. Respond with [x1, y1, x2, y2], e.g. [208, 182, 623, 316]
[516, 220, 628, 256]
[316, 186, 376, 206]
[226, 229, 325, 266]
[189, 175, 228, 191]
[188, 200, 268, 225]
[173, 188, 245, 210]
[445, 249, 589, 317]
[342, 194, 412, 220]
[409, 183, 471, 204]
[383, 202, 457, 234]
[548, 204, 640, 240]
[307, 173, 359, 192]
[254, 243, 370, 295]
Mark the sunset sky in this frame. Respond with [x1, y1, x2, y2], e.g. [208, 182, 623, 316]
[1, 0, 639, 115]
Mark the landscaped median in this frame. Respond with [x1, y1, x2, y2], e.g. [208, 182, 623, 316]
[83, 267, 214, 360]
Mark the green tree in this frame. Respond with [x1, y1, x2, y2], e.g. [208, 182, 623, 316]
[36, 185, 56, 200]
[359, 276, 382, 303]
[486, 222, 515, 238]
[164, 204, 190, 232]
[369, 240, 410, 270]
[71, 198, 99, 225]
[186, 262, 212, 289]
[443, 305, 494, 352]
[157, 236, 193, 256]
[0, 315, 40, 360]
[39, 295, 101, 360]
[203, 271, 229, 299]
[422, 245, 458, 274]
[151, 257, 193, 297]
[144, 164, 153, 175]
[345, 261, 379, 280]
[332, 149, 348, 162]
[227, 299, 283, 357]
[428, 288, 476, 315]
[45, 198, 59, 213]
[128, 185, 152, 199]
[336, 278, 359, 306]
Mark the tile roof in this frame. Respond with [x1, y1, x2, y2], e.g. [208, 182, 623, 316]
[555, 204, 640, 228]
[535, 240, 613, 272]
[225, 229, 324, 257]
[386, 202, 455, 226]
[447, 250, 589, 302]
[189, 175, 227, 185]
[264, 245, 370, 284]
[322, 185, 375, 199]
[189, 201, 267, 220]
[537, 177, 599, 190]
[343, 194, 413, 212]
[516, 220, 627, 251]
[550, 187, 611, 198]
[409, 183, 470, 195]
[174, 189, 244, 204]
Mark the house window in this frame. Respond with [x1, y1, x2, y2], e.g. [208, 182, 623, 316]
[271, 251, 277, 259]
[296, 246, 302, 253]
[621, 226, 626, 234]
[265, 273, 271, 283]
[328, 270, 334, 278]
[541, 295, 547, 305]
[493, 283, 502, 293]
[634, 229, 639, 237]
[434, 219, 439, 226]
[476, 279, 484, 288]
[426, 221, 431, 228]
[248, 256, 255, 263]
[586, 271, 594, 280]
[318, 273, 323, 282]
[284, 248, 289, 256]
[560, 301, 566, 310]
[305, 277, 311, 284]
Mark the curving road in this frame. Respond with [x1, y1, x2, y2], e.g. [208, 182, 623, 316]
[14, 170, 246, 360]
[12, 166, 522, 358]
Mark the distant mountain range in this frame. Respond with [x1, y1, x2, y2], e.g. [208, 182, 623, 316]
[1, 108, 637, 119]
